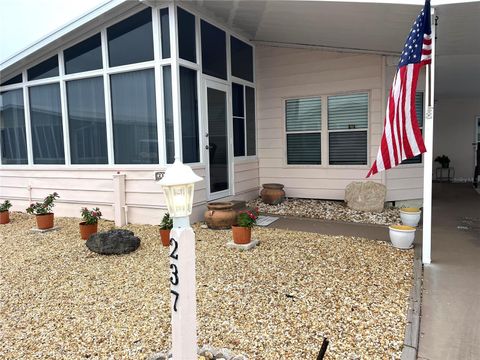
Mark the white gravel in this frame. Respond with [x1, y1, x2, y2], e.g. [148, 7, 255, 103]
[0, 212, 413, 359]
[248, 198, 401, 225]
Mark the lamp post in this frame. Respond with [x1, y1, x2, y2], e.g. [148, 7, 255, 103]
[159, 159, 203, 360]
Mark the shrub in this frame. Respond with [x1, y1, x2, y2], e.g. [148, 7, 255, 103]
[26, 192, 59, 215]
[236, 208, 259, 228]
[160, 212, 173, 230]
[81, 207, 102, 225]
[0, 200, 12, 212]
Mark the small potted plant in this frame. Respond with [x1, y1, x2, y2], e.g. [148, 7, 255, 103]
[80, 207, 102, 240]
[0, 200, 13, 224]
[159, 212, 173, 246]
[434, 155, 450, 169]
[26, 192, 60, 229]
[232, 208, 259, 244]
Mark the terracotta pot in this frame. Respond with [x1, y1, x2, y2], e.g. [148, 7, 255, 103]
[0, 211, 9, 224]
[261, 183, 285, 205]
[204, 202, 237, 229]
[160, 229, 171, 246]
[79, 222, 98, 240]
[36, 213, 54, 230]
[232, 226, 252, 245]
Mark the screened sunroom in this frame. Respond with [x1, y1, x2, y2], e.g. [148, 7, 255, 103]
[0, 1, 258, 224]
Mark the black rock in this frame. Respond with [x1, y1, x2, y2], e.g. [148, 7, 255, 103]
[86, 229, 140, 255]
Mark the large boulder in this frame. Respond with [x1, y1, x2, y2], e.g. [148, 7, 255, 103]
[86, 229, 140, 255]
[345, 181, 386, 213]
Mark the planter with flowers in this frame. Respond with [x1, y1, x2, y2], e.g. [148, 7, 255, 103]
[26, 192, 60, 229]
[80, 207, 102, 240]
[0, 200, 13, 224]
[159, 212, 173, 246]
[232, 208, 259, 244]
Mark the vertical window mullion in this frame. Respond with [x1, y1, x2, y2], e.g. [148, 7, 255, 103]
[23, 70, 33, 165]
[152, 7, 165, 165]
[243, 86, 247, 155]
[170, 3, 182, 161]
[101, 28, 114, 165]
[58, 51, 71, 166]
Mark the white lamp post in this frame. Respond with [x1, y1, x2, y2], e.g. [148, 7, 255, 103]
[159, 159, 202, 360]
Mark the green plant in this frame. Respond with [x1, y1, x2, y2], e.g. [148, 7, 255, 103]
[81, 207, 102, 225]
[236, 208, 259, 228]
[160, 212, 173, 230]
[435, 155, 450, 168]
[26, 192, 59, 215]
[0, 200, 12, 212]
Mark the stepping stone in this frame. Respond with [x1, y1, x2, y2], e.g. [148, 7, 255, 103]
[30, 226, 61, 233]
[226, 239, 259, 251]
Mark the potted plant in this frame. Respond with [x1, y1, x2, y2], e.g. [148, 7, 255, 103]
[0, 200, 12, 224]
[435, 155, 450, 169]
[80, 207, 102, 240]
[232, 208, 259, 244]
[159, 212, 173, 246]
[26, 192, 60, 229]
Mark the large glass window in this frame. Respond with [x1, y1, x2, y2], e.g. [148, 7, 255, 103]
[1, 74, 22, 86]
[110, 69, 158, 164]
[328, 93, 368, 165]
[180, 66, 199, 163]
[401, 92, 424, 164]
[64, 33, 102, 74]
[160, 8, 170, 59]
[66, 77, 107, 164]
[0, 89, 28, 164]
[163, 66, 174, 164]
[232, 83, 245, 157]
[177, 7, 196, 63]
[231, 36, 253, 82]
[285, 98, 321, 164]
[201, 20, 226, 80]
[27, 55, 59, 81]
[29, 84, 64, 164]
[107, 9, 154, 67]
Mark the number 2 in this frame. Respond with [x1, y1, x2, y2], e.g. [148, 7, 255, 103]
[170, 238, 178, 260]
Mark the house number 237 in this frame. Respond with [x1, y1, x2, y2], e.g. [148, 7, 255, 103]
[169, 237, 179, 312]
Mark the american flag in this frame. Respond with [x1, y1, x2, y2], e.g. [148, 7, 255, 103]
[367, 0, 432, 178]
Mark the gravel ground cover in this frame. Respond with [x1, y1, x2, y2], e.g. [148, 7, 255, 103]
[1, 212, 413, 359]
[248, 198, 401, 225]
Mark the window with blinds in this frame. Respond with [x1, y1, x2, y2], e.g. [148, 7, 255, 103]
[328, 93, 368, 165]
[285, 98, 321, 164]
[401, 92, 424, 164]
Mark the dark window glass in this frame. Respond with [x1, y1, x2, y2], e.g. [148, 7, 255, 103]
[29, 84, 64, 164]
[232, 83, 245, 157]
[27, 55, 59, 81]
[232, 83, 244, 117]
[287, 133, 321, 165]
[177, 7, 196, 63]
[160, 8, 170, 59]
[107, 9, 154, 67]
[329, 131, 367, 165]
[110, 69, 158, 164]
[233, 117, 245, 157]
[66, 77, 107, 164]
[64, 33, 102, 74]
[1, 74, 22, 86]
[201, 20, 226, 80]
[180, 66, 199, 163]
[246, 86, 256, 155]
[0, 89, 28, 164]
[231, 36, 253, 82]
[163, 66, 174, 164]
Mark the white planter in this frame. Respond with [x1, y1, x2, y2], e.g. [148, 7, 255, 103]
[400, 208, 422, 227]
[389, 224, 416, 249]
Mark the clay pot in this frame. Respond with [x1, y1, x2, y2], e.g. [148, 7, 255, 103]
[0, 211, 9, 224]
[389, 224, 416, 249]
[204, 202, 237, 229]
[160, 229, 171, 246]
[79, 222, 98, 240]
[400, 208, 422, 227]
[232, 226, 252, 244]
[36, 213, 54, 230]
[260, 183, 285, 205]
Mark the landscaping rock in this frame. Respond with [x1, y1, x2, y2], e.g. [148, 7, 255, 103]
[344, 181, 386, 213]
[86, 229, 140, 255]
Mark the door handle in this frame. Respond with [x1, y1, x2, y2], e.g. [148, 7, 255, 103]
[205, 145, 210, 150]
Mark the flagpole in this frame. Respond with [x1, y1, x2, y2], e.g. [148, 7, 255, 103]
[422, 7, 436, 264]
